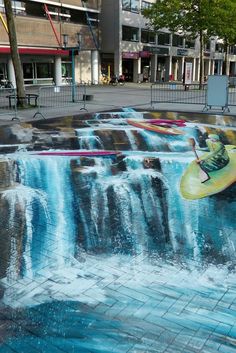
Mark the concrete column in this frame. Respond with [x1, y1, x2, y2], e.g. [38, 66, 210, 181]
[166, 55, 172, 81]
[177, 58, 182, 81]
[192, 58, 196, 82]
[114, 50, 122, 76]
[196, 58, 200, 82]
[211, 60, 215, 75]
[7, 58, 16, 88]
[91, 50, 99, 84]
[208, 60, 211, 75]
[150, 54, 157, 82]
[181, 57, 185, 82]
[54, 56, 62, 86]
[133, 57, 141, 83]
[219, 60, 223, 75]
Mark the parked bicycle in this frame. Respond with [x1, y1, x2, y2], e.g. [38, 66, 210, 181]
[109, 74, 125, 86]
[0, 77, 14, 92]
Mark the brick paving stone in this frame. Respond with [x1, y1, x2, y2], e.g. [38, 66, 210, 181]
[111, 343, 136, 353]
[215, 322, 233, 336]
[168, 299, 190, 315]
[128, 343, 166, 353]
[132, 299, 161, 320]
[158, 329, 177, 345]
[91, 302, 110, 314]
[103, 301, 127, 317]
[104, 288, 132, 305]
[116, 301, 144, 318]
[164, 312, 202, 332]
[171, 328, 194, 347]
[117, 286, 151, 303]
[145, 313, 183, 333]
[187, 333, 210, 351]
[151, 285, 184, 300]
[197, 308, 236, 326]
[218, 343, 236, 353]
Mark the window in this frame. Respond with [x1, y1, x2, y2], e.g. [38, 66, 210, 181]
[0, 0, 25, 14]
[158, 32, 170, 46]
[36, 63, 53, 79]
[229, 46, 236, 55]
[141, 1, 152, 10]
[47, 6, 71, 22]
[141, 29, 155, 44]
[122, 26, 139, 42]
[122, 0, 139, 13]
[215, 43, 224, 53]
[205, 41, 211, 51]
[185, 39, 195, 49]
[172, 34, 184, 47]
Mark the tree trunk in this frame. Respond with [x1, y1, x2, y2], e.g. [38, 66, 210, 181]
[3, 0, 26, 106]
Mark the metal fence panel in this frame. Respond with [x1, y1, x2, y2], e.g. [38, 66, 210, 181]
[0, 88, 18, 120]
[228, 87, 236, 106]
[34, 84, 87, 119]
[151, 83, 207, 107]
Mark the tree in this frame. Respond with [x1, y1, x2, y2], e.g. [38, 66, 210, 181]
[211, 0, 236, 75]
[142, 0, 225, 86]
[3, 0, 26, 105]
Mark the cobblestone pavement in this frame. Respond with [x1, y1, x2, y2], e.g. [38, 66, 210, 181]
[1, 250, 236, 353]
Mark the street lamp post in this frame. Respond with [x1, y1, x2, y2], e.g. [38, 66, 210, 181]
[62, 32, 82, 102]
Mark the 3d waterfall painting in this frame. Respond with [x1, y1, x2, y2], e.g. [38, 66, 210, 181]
[0, 109, 236, 353]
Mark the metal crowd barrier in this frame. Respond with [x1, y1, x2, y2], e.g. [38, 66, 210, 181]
[33, 84, 87, 119]
[0, 88, 18, 120]
[151, 83, 207, 108]
[227, 86, 236, 107]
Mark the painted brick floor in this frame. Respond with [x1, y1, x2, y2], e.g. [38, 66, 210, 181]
[0, 248, 236, 353]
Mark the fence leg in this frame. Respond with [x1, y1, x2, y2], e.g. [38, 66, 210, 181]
[33, 111, 46, 119]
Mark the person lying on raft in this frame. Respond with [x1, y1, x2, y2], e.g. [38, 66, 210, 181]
[196, 134, 229, 173]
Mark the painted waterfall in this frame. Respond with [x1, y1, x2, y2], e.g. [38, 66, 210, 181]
[0, 112, 236, 353]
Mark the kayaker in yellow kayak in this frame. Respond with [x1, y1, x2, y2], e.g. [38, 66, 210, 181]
[196, 134, 230, 173]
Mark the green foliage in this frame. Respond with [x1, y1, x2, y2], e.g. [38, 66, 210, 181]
[143, 0, 236, 44]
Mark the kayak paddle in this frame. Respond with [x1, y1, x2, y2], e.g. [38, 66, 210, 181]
[188, 138, 210, 183]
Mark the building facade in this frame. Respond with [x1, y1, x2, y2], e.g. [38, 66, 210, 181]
[0, 0, 101, 87]
[100, 0, 236, 83]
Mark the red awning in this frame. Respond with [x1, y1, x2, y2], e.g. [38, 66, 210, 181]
[0, 47, 69, 56]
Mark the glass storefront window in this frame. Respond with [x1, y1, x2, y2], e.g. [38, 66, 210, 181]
[36, 63, 53, 78]
[122, 26, 139, 42]
[62, 62, 72, 78]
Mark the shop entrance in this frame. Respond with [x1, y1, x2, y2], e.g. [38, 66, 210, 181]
[122, 59, 134, 82]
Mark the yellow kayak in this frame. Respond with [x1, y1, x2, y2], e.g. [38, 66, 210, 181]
[180, 145, 236, 200]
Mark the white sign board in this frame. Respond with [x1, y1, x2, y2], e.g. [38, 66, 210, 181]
[207, 75, 228, 108]
[184, 62, 192, 85]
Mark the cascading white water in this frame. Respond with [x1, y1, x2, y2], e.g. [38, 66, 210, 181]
[1, 184, 48, 279]
[75, 128, 104, 149]
[75, 155, 169, 255]
[16, 156, 76, 276]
